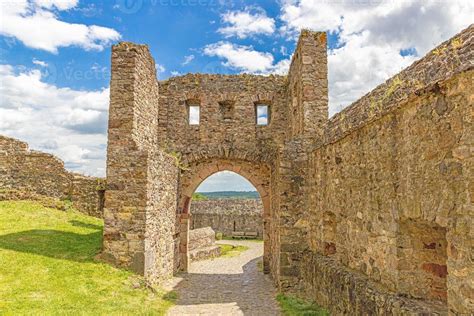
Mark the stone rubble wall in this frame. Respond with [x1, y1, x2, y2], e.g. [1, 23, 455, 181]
[103, 41, 179, 284]
[0, 135, 104, 218]
[301, 25, 473, 315]
[188, 227, 221, 262]
[191, 199, 263, 237]
[301, 252, 447, 315]
[188, 227, 216, 251]
[276, 29, 328, 291]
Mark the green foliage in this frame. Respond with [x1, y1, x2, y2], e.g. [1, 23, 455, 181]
[166, 151, 190, 171]
[95, 178, 106, 191]
[277, 294, 329, 316]
[215, 232, 223, 240]
[0, 201, 175, 315]
[192, 193, 208, 201]
[217, 243, 249, 258]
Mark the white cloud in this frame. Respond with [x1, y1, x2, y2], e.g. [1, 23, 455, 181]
[182, 54, 195, 66]
[270, 58, 291, 75]
[218, 7, 275, 39]
[170, 70, 181, 76]
[196, 171, 257, 193]
[279, 0, 474, 116]
[0, 0, 120, 53]
[256, 105, 269, 125]
[0, 64, 108, 176]
[203, 41, 289, 75]
[32, 58, 48, 67]
[155, 63, 166, 77]
[34, 0, 78, 10]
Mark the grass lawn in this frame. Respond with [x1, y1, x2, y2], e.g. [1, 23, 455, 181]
[277, 294, 330, 316]
[216, 243, 249, 258]
[0, 200, 175, 315]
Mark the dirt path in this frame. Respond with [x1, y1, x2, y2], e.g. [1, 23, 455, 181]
[166, 240, 281, 315]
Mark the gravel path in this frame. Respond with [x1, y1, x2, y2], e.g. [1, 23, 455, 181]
[166, 240, 281, 315]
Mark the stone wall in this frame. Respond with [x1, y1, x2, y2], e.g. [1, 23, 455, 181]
[103, 42, 179, 284]
[276, 29, 328, 291]
[0, 135, 104, 218]
[302, 26, 473, 314]
[191, 199, 263, 237]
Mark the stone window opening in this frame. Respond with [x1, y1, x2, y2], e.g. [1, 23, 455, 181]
[186, 100, 200, 125]
[218, 100, 235, 122]
[255, 104, 270, 126]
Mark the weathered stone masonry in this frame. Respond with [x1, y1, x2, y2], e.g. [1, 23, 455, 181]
[104, 25, 473, 314]
[191, 199, 263, 238]
[0, 135, 104, 218]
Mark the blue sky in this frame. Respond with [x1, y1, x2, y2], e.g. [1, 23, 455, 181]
[1, 0, 472, 190]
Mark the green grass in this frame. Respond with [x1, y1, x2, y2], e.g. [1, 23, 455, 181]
[0, 200, 176, 315]
[221, 236, 263, 242]
[277, 294, 329, 316]
[217, 243, 249, 258]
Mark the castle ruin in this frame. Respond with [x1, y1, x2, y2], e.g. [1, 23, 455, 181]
[1, 25, 470, 315]
[102, 25, 473, 314]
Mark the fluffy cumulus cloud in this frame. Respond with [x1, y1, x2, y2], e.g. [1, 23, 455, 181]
[196, 171, 256, 192]
[218, 7, 275, 39]
[279, 0, 474, 116]
[203, 41, 290, 75]
[0, 64, 109, 176]
[0, 0, 120, 53]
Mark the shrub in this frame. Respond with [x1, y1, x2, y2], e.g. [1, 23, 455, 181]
[192, 193, 208, 201]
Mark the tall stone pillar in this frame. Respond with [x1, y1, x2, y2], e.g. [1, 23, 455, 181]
[278, 30, 328, 291]
[287, 30, 328, 139]
[102, 42, 178, 283]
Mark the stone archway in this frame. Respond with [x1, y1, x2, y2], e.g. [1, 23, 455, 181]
[176, 158, 271, 273]
[103, 32, 327, 290]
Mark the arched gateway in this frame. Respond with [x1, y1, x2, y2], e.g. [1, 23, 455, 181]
[102, 30, 329, 287]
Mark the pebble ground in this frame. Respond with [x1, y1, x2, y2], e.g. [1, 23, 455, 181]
[166, 239, 281, 315]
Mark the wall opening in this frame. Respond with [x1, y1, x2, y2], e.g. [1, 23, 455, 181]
[190, 171, 264, 239]
[187, 103, 200, 125]
[255, 104, 270, 126]
[219, 100, 235, 121]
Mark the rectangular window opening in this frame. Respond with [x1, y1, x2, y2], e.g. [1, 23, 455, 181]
[188, 105, 200, 125]
[256, 104, 269, 126]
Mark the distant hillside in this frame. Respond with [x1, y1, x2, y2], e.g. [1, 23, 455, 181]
[197, 191, 260, 200]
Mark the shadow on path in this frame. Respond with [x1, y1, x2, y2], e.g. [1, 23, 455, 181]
[168, 241, 280, 315]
